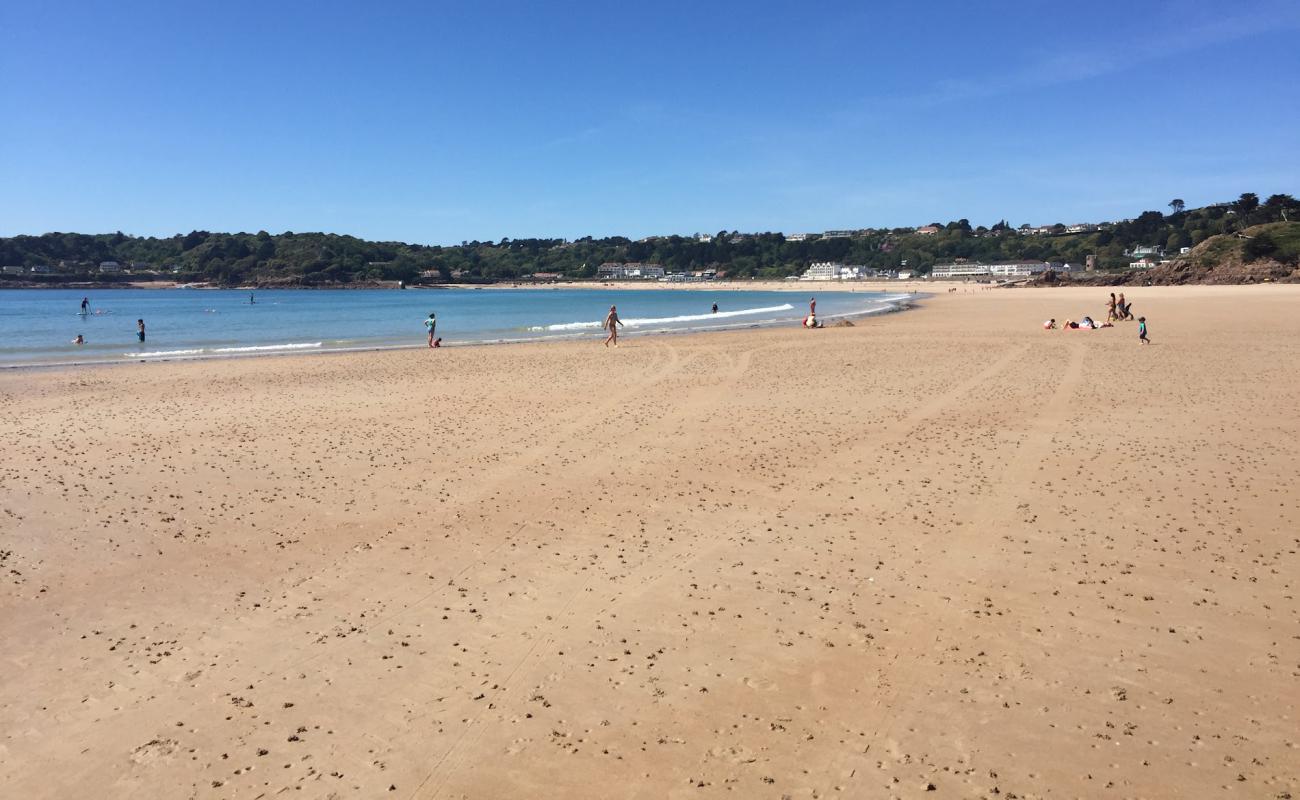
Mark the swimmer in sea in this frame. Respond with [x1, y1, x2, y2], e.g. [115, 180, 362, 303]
[137, 319, 146, 342]
[603, 305, 623, 348]
[712, 303, 718, 314]
[249, 292, 255, 304]
[72, 334, 84, 345]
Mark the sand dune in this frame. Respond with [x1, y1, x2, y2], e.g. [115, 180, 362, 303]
[1, 285, 1297, 799]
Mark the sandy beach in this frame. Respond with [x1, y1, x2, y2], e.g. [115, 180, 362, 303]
[1, 285, 1297, 799]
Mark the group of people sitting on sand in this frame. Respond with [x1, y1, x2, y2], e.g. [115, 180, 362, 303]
[1042, 292, 1150, 343]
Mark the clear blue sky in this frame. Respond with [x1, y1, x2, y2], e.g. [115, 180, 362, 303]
[2, 0, 1297, 244]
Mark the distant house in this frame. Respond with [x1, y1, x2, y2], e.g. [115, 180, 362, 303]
[2, 265, 25, 275]
[785, 233, 816, 242]
[1129, 257, 1159, 270]
[530, 272, 562, 282]
[99, 261, 122, 273]
[822, 230, 855, 239]
[694, 233, 713, 243]
[1126, 245, 1164, 258]
[597, 262, 665, 280]
[799, 262, 881, 280]
[30, 264, 52, 274]
[916, 225, 941, 235]
[801, 262, 840, 280]
[931, 260, 1052, 279]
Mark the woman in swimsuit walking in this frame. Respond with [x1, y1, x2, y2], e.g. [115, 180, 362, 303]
[603, 305, 624, 348]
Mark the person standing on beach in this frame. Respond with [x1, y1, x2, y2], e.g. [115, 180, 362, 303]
[1118, 292, 1131, 320]
[1138, 316, 1150, 345]
[603, 305, 623, 347]
[137, 319, 146, 343]
[80, 297, 89, 314]
[424, 312, 437, 348]
[1107, 293, 1118, 322]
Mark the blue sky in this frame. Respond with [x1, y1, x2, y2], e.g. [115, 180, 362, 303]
[2, 0, 1297, 244]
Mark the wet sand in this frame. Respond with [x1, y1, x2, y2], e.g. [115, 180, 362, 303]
[1, 285, 1297, 799]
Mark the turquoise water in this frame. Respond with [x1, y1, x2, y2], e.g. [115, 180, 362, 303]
[0, 287, 913, 367]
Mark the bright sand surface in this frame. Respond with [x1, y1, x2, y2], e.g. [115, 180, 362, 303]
[1, 285, 1297, 799]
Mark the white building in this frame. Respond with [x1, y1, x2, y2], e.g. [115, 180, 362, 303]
[930, 263, 990, 279]
[822, 230, 856, 239]
[799, 262, 879, 281]
[931, 261, 1053, 279]
[2, 265, 24, 275]
[628, 265, 665, 279]
[99, 261, 122, 273]
[597, 262, 665, 280]
[785, 233, 815, 242]
[801, 262, 840, 280]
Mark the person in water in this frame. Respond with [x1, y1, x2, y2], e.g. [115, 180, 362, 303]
[809, 297, 816, 316]
[80, 297, 89, 314]
[72, 334, 84, 345]
[249, 292, 255, 304]
[137, 319, 146, 342]
[603, 305, 623, 347]
[425, 312, 437, 347]
[712, 303, 719, 314]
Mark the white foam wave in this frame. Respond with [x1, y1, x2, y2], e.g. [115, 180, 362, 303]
[129, 349, 205, 358]
[528, 303, 795, 331]
[211, 342, 322, 353]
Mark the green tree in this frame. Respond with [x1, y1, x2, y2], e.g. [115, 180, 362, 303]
[1235, 193, 1260, 214]
[1168, 198, 1185, 215]
[1242, 232, 1277, 262]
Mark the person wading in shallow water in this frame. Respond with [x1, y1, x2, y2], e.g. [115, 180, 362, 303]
[603, 305, 624, 347]
[425, 312, 437, 348]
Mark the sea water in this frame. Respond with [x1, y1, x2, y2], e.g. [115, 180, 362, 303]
[0, 287, 914, 368]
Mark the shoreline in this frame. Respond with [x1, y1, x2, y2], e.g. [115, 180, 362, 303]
[0, 289, 920, 372]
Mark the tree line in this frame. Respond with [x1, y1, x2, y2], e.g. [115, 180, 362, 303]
[1, 194, 1294, 285]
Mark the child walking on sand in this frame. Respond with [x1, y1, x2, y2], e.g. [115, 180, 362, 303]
[1138, 316, 1149, 345]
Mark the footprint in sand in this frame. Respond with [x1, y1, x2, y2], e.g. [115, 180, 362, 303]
[130, 738, 179, 764]
[743, 676, 778, 691]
